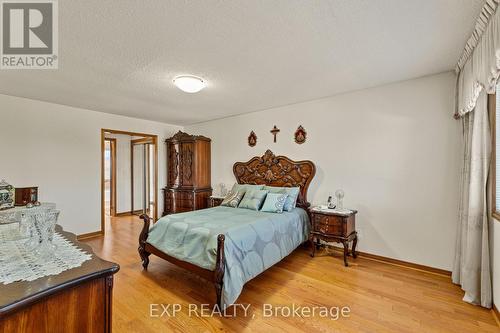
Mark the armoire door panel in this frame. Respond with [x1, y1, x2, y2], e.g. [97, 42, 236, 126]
[167, 143, 181, 187]
[181, 143, 195, 187]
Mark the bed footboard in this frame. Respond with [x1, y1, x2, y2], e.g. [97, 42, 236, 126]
[138, 214, 226, 308]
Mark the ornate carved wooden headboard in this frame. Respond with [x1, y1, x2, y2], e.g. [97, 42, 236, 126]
[233, 150, 316, 209]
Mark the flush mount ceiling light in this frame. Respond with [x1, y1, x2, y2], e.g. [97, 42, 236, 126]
[173, 75, 206, 93]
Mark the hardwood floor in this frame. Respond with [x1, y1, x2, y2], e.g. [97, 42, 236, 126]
[83, 215, 499, 333]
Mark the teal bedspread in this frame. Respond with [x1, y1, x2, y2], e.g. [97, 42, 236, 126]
[147, 206, 310, 307]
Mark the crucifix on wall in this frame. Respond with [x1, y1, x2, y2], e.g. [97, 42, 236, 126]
[270, 125, 280, 143]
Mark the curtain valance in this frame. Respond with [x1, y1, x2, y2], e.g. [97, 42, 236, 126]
[456, 0, 500, 118]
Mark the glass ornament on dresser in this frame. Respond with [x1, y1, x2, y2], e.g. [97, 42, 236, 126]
[36, 210, 60, 256]
[0, 179, 15, 210]
[20, 212, 39, 250]
[23, 209, 60, 256]
[335, 189, 345, 210]
[19, 208, 48, 249]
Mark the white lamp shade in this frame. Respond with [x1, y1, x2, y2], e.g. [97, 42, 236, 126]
[173, 75, 206, 93]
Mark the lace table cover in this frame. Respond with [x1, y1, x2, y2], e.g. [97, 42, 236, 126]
[0, 231, 92, 284]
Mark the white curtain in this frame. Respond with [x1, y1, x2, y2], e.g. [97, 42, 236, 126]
[452, 0, 499, 308]
[456, 0, 500, 118]
[452, 94, 492, 308]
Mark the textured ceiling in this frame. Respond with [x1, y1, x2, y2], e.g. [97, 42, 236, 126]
[0, 0, 485, 125]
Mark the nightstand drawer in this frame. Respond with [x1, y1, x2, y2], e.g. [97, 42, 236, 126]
[313, 222, 343, 235]
[314, 214, 342, 226]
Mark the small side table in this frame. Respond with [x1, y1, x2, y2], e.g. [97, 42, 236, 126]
[309, 208, 358, 266]
[207, 196, 224, 208]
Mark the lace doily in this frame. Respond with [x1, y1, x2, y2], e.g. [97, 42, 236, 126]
[0, 232, 92, 284]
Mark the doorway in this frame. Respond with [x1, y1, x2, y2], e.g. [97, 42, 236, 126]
[131, 137, 156, 217]
[101, 129, 158, 235]
[104, 138, 116, 217]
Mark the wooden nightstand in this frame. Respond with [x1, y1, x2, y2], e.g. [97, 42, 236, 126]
[309, 208, 358, 266]
[207, 196, 224, 208]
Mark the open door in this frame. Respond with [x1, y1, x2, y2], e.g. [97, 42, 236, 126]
[131, 137, 157, 219]
[104, 138, 116, 217]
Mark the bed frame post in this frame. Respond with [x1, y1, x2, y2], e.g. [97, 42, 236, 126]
[214, 234, 225, 309]
[138, 214, 151, 269]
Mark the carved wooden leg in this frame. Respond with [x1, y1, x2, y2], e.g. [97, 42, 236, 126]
[352, 234, 358, 259]
[315, 238, 321, 250]
[310, 235, 316, 257]
[343, 241, 349, 267]
[138, 247, 151, 269]
[214, 281, 223, 309]
[138, 214, 151, 269]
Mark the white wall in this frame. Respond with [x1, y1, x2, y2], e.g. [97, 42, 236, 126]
[187, 72, 460, 270]
[0, 94, 181, 235]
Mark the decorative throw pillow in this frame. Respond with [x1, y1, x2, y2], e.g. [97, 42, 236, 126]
[260, 193, 288, 213]
[220, 190, 245, 208]
[238, 189, 269, 211]
[263, 186, 300, 211]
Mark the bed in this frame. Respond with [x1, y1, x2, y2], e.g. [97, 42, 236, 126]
[138, 150, 316, 308]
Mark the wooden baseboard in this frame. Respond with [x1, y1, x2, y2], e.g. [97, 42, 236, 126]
[325, 244, 451, 277]
[115, 210, 143, 217]
[115, 211, 131, 217]
[492, 304, 500, 327]
[357, 250, 451, 276]
[77, 230, 103, 240]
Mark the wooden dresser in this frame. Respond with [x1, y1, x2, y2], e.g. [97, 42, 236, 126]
[163, 131, 212, 215]
[0, 226, 119, 333]
[309, 209, 358, 266]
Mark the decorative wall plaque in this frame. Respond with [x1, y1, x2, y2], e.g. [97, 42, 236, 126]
[294, 125, 307, 144]
[248, 131, 257, 147]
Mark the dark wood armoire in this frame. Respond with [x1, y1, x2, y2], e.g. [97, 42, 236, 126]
[163, 131, 212, 215]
